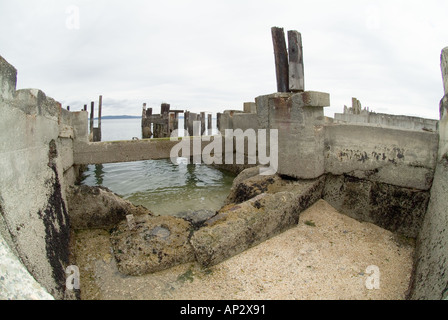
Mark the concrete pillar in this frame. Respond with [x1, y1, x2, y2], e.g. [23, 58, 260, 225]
[0, 55, 17, 100]
[255, 91, 330, 179]
[442, 47, 448, 95]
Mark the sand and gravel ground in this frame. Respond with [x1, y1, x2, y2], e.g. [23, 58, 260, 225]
[73, 200, 414, 300]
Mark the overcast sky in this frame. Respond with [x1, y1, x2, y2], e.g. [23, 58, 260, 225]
[1, 0, 447, 119]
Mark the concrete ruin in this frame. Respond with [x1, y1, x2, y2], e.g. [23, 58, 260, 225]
[0, 40, 448, 300]
[335, 97, 438, 132]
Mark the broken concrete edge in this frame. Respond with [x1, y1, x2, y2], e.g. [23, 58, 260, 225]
[0, 231, 54, 300]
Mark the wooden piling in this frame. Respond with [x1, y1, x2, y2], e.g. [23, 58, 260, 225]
[90, 102, 94, 134]
[271, 27, 289, 93]
[200, 112, 205, 134]
[288, 30, 304, 92]
[98, 95, 102, 141]
[207, 114, 212, 134]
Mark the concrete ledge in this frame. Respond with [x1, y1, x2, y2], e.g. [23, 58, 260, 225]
[298, 91, 330, 108]
[0, 56, 17, 100]
[324, 124, 438, 190]
[73, 137, 221, 165]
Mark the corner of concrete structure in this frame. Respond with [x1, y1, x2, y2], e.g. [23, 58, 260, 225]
[14, 88, 62, 120]
[0, 55, 17, 100]
[294, 91, 330, 108]
[408, 47, 448, 300]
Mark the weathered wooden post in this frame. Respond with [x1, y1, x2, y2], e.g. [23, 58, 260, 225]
[288, 30, 304, 92]
[217, 112, 222, 132]
[184, 111, 190, 135]
[83, 104, 87, 112]
[207, 113, 212, 135]
[97, 95, 102, 142]
[271, 27, 289, 93]
[90, 101, 94, 135]
[200, 112, 205, 134]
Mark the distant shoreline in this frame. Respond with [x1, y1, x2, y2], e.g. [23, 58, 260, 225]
[95, 115, 186, 120]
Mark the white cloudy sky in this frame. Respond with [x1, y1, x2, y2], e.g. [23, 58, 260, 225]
[1, 0, 447, 119]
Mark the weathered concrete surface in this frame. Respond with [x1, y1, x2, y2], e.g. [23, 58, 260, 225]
[334, 112, 438, 132]
[324, 124, 438, 190]
[0, 69, 73, 299]
[442, 47, 448, 95]
[0, 55, 93, 300]
[0, 55, 17, 100]
[409, 72, 448, 300]
[110, 215, 195, 276]
[73, 138, 218, 165]
[322, 174, 429, 238]
[190, 176, 325, 267]
[172, 209, 217, 230]
[410, 160, 448, 300]
[224, 171, 282, 205]
[0, 232, 53, 300]
[255, 91, 330, 179]
[67, 185, 153, 230]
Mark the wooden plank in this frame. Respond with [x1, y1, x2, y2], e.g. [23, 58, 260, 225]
[271, 27, 289, 93]
[288, 30, 304, 92]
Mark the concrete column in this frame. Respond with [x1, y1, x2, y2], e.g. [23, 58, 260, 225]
[0, 55, 17, 100]
[255, 91, 330, 179]
[442, 47, 448, 95]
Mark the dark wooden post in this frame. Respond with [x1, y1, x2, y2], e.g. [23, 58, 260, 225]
[184, 111, 190, 135]
[98, 95, 102, 141]
[200, 112, 206, 134]
[288, 30, 304, 92]
[271, 27, 289, 93]
[67, 106, 70, 111]
[90, 101, 94, 134]
[83, 104, 87, 112]
[207, 114, 212, 134]
[217, 113, 222, 132]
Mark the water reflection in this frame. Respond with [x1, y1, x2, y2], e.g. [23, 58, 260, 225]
[94, 164, 104, 185]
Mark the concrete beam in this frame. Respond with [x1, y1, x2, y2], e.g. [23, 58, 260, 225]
[73, 137, 217, 165]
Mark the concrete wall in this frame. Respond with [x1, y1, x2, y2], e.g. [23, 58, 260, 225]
[409, 49, 448, 300]
[0, 55, 85, 299]
[324, 124, 438, 190]
[334, 112, 438, 132]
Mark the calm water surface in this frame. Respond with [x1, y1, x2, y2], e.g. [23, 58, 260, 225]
[81, 118, 235, 215]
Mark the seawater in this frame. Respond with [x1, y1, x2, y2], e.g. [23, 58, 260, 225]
[81, 118, 235, 215]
